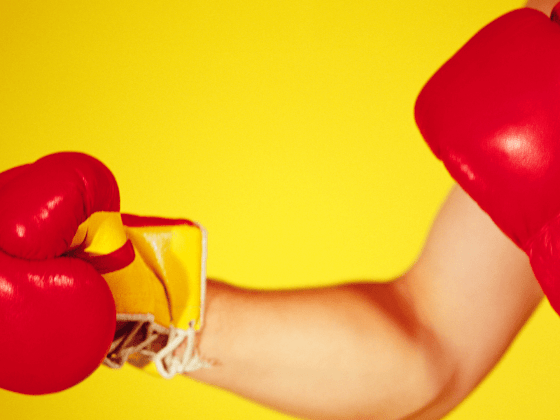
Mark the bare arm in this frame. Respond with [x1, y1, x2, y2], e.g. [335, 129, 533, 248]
[185, 186, 543, 420]
[184, 2, 555, 417]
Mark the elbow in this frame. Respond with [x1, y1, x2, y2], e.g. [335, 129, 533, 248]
[343, 281, 466, 420]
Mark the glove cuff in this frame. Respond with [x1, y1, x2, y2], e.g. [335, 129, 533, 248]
[76, 212, 210, 378]
[104, 313, 211, 378]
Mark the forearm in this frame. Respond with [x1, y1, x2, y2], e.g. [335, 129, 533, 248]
[188, 279, 451, 420]
[184, 187, 543, 420]
[183, 4, 552, 417]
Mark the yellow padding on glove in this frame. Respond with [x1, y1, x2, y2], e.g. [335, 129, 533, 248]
[123, 222, 205, 330]
[104, 254, 171, 326]
[70, 212, 208, 377]
[70, 211, 127, 255]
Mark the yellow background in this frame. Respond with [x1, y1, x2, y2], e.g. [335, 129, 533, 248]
[1, 0, 559, 418]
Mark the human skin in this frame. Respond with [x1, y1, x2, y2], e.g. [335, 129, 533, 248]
[186, 186, 542, 420]
[179, 1, 554, 419]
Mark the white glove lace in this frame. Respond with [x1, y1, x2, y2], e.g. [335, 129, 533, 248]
[103, 313, 211, 378]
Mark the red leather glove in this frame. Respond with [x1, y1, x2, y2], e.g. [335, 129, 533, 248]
[415, 5, 560, 315]
[0, 153, 118, 395]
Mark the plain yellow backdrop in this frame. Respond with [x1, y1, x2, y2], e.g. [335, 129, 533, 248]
[1, 0, 559, 419]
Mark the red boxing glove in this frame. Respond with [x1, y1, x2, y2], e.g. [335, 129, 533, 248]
[0, 153, 117, 395]
[415, 6, 560, 315]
